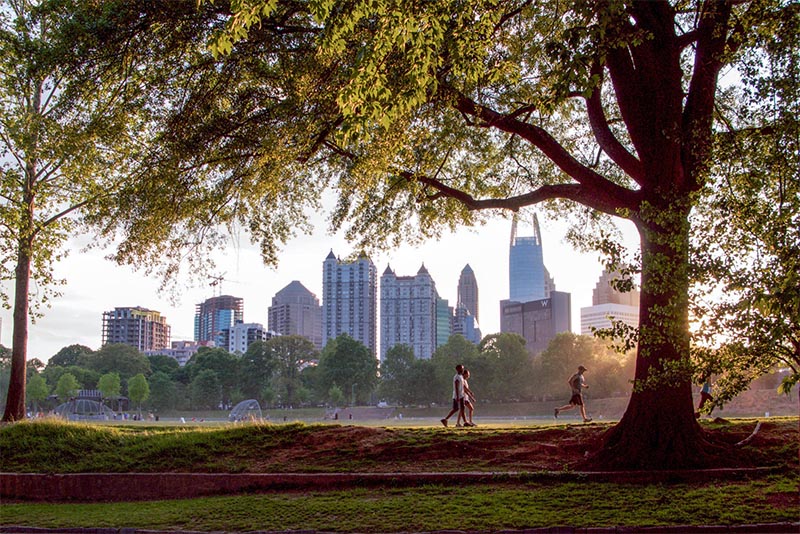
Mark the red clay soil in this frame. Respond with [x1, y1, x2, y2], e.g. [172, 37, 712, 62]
[242, 419, 796, 473]
[2, 420, 797, 502]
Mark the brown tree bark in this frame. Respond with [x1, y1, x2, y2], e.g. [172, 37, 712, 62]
[591, 201, 712, 468]
[3, 240, 32, 422]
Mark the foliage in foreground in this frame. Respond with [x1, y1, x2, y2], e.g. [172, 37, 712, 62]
[1, 474, 797, 532]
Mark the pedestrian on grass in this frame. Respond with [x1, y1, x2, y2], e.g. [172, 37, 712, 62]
[554, 365, 592, 423]
[458, 368, 477, 427]
[440, 364, 465, 427]
[695, 377, 714, 418]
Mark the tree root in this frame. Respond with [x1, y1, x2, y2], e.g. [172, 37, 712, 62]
[734, 420, 762, 447]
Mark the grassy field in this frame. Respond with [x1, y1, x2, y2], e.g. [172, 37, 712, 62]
[1, 417, 797, 532]
[2, 473, 798, 532]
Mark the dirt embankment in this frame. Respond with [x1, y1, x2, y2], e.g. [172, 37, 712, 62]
[2, 419, 796, 502]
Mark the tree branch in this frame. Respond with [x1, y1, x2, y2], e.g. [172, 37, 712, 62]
[585, 62, 646, 184]
[605, 44, 651, 164]
[676, 29, 699, 49]
[682, 0, 733, 189]
[404, 170, 626, 217]
[494, 0, 534, 32]
[36, 194, 104, 233]
[452, 93, 639, 212]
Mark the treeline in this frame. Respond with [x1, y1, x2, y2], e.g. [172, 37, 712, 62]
[1, 332, 637, 414]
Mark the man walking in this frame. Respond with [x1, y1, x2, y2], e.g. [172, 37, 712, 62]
[554, 365, 592, 423]
[441, 364, 465, 427]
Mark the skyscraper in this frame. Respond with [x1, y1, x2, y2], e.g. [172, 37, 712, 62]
[500, 291, 571, 354]
[268, 281, 323, 350]
[102, 306, 171, 351]
[457, 264, 479, 323]
[322, 250, 378, 355]
[380, 264, 438, 361]
[452, 304, 482, 345]
[194, 295, 244, 347]
[581, 269, 640, 335]
[509, 213, 548, 302]
[435, 296, 452, 348]
[592, 269, 640, 306]
[502, 213, 569, 353]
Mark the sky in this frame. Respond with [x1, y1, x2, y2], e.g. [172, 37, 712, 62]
[0, 211, 640, 363]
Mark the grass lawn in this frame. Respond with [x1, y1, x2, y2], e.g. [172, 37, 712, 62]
[1, 417, 797, 532]
[2, 473, 798, 532]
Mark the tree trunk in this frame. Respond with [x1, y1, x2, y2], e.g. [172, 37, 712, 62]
[2, 242, 32, 422]
[592, 200, 712, 469]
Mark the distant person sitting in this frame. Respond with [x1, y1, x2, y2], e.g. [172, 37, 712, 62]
[554, 365, 592, 423]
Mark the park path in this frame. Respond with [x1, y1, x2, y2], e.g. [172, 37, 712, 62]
[1, 467, 783, 502]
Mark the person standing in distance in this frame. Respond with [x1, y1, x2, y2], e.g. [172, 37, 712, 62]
[441, 364, 465, 427]
[554, 365, 592, 423]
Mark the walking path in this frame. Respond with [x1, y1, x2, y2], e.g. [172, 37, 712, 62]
[1, 468, 784, 502]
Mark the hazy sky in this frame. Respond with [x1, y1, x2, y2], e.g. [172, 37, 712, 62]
[0, 211, 639, 362]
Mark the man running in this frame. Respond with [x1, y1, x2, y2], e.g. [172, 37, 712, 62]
[554, 365, 592, 423]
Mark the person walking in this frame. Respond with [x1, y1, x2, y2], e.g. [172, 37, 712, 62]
[441, 364, 465, 427]
[695, 378, 714, 418]
[458, 368, 477, 427]
[554, 365, 592, 422]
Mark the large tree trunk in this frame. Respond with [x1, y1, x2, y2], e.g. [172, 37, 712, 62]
[593, 200, 712, 469]
[2, 242, 32, 422]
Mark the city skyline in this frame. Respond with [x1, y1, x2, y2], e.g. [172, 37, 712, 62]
[0, 215, 640, 361]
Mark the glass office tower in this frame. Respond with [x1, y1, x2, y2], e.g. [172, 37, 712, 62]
[509, 213, 546, 302]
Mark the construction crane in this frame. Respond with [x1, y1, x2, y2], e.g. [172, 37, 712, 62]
[209, 273, 240, 296]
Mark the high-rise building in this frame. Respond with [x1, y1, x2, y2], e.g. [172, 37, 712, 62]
[509, 213, 556, 302]
[500, 291, 572, 354]
[194, 295, 244, 347]
[435, 296, 452, 348]
[581, 269, 640, 335]
[322, 250, 378, 355]
[592, 269, 640, 306]
[581, 304, 640, 335]
[452, 304, 482, 345]
[456, 264, 479, 323]
[102, 306, 170, 352]
[380, 264, 438, 361]
[502, 212, 567, 353]
[225, 322, 275, 353]
[509, 213, 549, 303]
[268, 281, 323, 350]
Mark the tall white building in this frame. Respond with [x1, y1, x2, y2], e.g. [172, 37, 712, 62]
[226, 322, 275, 354]
[380, 264, 438, 361]
[322, 250, 378, 355]
[580, 269, 640, 335]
